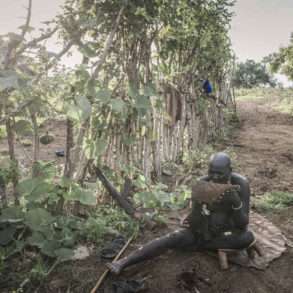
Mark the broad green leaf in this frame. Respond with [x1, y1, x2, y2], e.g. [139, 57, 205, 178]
[143, 84, 157, 97]
[75, 65, 91, 80]
[27, 181, 54, 203]
[0, 157, 11, 169]
[133, 174, 147, 189]
[66, 104, 81, 121]
[79, 45, 96, 58]
[5, 240, 25, 258]
[96, 138, 108, 156]
[75, 95, 92, 120]
[0, 207, 24, 223]
[65, 187, 96, 206]
[135, 95, 151, 110]
[128, 83, 139, 99]
[32, 161, 56, 179]
[25, 208, 54, 232]
[0, 73, 19, 91]
[17, 178, 39, 195]
[41, 239, 60, 257]
[66, 96, 92, 121]
[0, 226, 16, 245]
[83, 138, 107, 159]
[134, 191, 159, 208]
[14, 120, 33, 136]
[110, 99, 125, 113]
[28, 99, 43, 114]
[27, 232, 46, 248]
[154, 190, 170, 206]
[95, 89, 111, 102]
[61, 235, 75, 247]
[55, 248, 74, 261]
[74, 189, 96, 206]
[122, 136, 135, 146]
[13, 240, 25, 253]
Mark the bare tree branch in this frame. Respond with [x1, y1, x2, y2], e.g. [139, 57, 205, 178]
[91, 6, 125, 80]
[17, 26, 58, 55]
[0, 40, 74, 123]
[3, 0, 33, 68]
[20, 0, 33, 41]
[0, 100, 34, 124]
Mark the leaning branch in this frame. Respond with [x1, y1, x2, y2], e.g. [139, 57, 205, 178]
[95, 166, 136, 217]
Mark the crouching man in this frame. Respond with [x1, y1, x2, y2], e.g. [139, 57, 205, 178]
[107, 152, 258, 274]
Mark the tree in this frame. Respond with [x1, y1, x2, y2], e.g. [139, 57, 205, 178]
[269, 33, 293, 81]
[233, 59, 276, 88]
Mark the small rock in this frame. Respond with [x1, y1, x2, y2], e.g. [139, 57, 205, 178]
[55, 150, 65, 157]
[71, 245, 90, 260]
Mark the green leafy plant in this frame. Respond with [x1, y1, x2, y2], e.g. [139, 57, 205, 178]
[269, 33, 293, 81]
[29, 257, 48, 282]
[254, 191, 293, 212]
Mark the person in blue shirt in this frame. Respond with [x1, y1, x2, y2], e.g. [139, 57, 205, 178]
[203, 79, 213, 94]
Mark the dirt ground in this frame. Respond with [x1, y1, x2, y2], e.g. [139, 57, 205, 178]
[2, 97, 293, 292]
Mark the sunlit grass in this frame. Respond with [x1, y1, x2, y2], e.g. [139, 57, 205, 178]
[235, 87, 293, 114]
[235, 88, 268, 101]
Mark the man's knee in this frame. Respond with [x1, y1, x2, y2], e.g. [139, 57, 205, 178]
[238, 230, 255, 249]
[204, 230, 255, 250]
[165, 229, 195, 248]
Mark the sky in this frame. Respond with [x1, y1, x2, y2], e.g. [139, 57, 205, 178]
[1, 0, 293, 84]
[230, 0, 293, 86]
[230, 0, 293, 62]
[0, 0, 63, 34]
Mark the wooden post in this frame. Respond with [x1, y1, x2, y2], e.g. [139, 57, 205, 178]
[218, 250, 229, 270]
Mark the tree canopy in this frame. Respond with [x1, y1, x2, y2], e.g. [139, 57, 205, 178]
[269, 33, 293, 81]
[233, 59, 276, 88]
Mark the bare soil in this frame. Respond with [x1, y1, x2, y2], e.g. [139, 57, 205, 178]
[2, 97, 293, 293]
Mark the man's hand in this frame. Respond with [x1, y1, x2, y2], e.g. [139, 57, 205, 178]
[221, 189, 242, 209]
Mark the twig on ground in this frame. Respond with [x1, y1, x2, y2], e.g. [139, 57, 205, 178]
[90, 233, 135, 293]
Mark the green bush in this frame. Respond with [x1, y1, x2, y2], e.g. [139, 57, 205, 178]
[254, 191, 293, 212]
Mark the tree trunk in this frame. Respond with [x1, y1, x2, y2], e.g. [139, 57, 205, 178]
[30, 111, 40, 177]
[5, 118, 19, 205]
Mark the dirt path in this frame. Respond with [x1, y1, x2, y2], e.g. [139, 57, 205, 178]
[228, 98, 293, 195]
